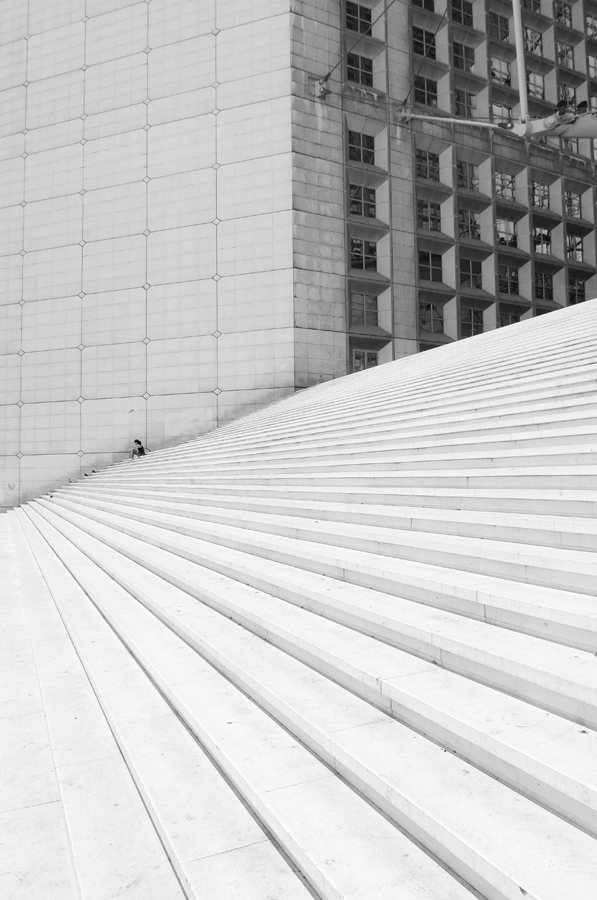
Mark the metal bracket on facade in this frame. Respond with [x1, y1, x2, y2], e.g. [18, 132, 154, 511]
[309, 76, 332, 99]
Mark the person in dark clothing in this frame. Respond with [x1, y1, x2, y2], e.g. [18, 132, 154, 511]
[130, 439, 147, 459]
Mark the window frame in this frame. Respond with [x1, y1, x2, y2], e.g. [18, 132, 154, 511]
[564, 190, 582, 218]
[454, 43, 475, 72]
[495, 172, 515, 200]
[413, 27, 437, 59]
[415, 149, 440, 181]
[419, 250, 443, 282]
[414, 75, 438, 107]
[346, 2, 373, 34]
[350, 237, 378, 270]
[533, 226, 552, 255]
[349, 184, 376, 218]
[460, 257, 482, 289]
[347, 52, 374, 87]
[348, 130, 375, 165]
[455, 88, 475, 118]
[566, 234, 583, 261]
[350, 292, 379, 325]
[555, 2, 572, 27]
[488, 13, 509, 40]
[498, 264, 520, 294]
[491, 57, 511, 85]
[419, 301, 445, 333]
[461, 306, 483, 336]
[568, 277, 586, 304]
[534, 272, 553, 301]
[524, 28, 543, 55]
[458, 208, 481, 240]
[352, 348, 379, 371]
[496, 218, 517, 246]
[417, 198, 442, 231]
[451, 0, 474, 27]
[531, 181, 549, 209]
[526, 71, 544, 99]
[456, 160, 479, 191]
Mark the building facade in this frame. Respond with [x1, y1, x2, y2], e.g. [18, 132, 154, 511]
[0, 0, 595, 504]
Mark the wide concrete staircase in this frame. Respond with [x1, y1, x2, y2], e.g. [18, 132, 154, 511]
[7, 299, 597, 899]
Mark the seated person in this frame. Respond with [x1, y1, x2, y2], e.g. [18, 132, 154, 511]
[130, 439, 148, 459]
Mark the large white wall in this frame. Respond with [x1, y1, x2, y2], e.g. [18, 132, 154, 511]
[0, 0, 297, 505]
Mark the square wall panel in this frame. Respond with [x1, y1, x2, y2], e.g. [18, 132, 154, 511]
[84, 103, 147, 141]
[147, 391, 217, 447]
[0, 4, 28, 45]
[148, 0, 216, 47]
[20, 400, 81, 454]
[0, 39, 27, 90]
[25, 144, 83, 202]
[148, 35, 215, 100]
[0, 255, 23, 305]
[25, 118, 84, 154]
[19, 453, 82, 501]
[0, 405, 21, 455]
[27, 0, 86, 35]
[0, 157, 25, 208]
[83, 129, 146, 191]
[147, 280, 217, 339]
[82, 342, 146, 400]
[23, 244, 82, 302]
[82, 288, 147, 346]
[83, 181, 147, 242]
[147, 224, 216, 285]
[23, 194, 83, 252]
[80, 395, 147, 453]
[0, 133, 25, 163]
[147, 167, 216, 231]
[216, 210, 293, 277]
[21, 347, 81, 403]
[0, 86, 26, 138]
[146, 334, 217, 395]
[0, 456, 21, 507]
[27, 23, 85, 82]
[84, 53, 148, 117]
[22, 296, 82, 352]
[148, 87, 215, 127]
[148, 115, 215, 177]
[26, 70, 85, 130]
[82, 234, 147, 294]
[85, 4, 148, 67]
[0, 205, 24, 254]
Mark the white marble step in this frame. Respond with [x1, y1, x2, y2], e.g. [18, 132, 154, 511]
[73, 443, 597, 477]
[89, 481, 595, 515]
[30, 499, 597, 727]
[12, 509, 319, 900]
[4, 513, 186, 900]
[28, 502, 597, 839]
[21, 505, 597, 900]
[48, 492, 597, 600]
[18, 507, 480, 900]
[56, 486, 597, 551]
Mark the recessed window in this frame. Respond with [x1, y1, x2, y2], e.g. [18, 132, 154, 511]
[346, 2, 372, 34]
[557, 42, 574, 69]
[455, 89, 475, 118]
[566, 234, 583, 261]
[497, 218, 517, 246]
[495, 172, 515, 199]
[416, 149, 440, 181]
[500, 312, 521, 327]
[533, 226, 552, 255]
[555, 2, 572, 26]
[491, 58, 511, 85]
[488, 13, 509, 40]
[347, 53, 374, 87]
[456, 160, 479, 191]
[586, 14, 597, 37]
[349, 184, 376, 218]
[565, 191, 581, 218]
[348, 131, 375, 165]
[526, 71, 544, 99]
[569, 277, 586, 304]
[460, 258, 482, 288]
[414, 76, 438, 107]
[534, 272, 553, 301]
[419, 250, 443, 281]
[492, 103, 512, 123]
[563, 136, 579, 154]
[417, 199, 442, 231]
[461, 307, 483, 336]
[419, 302, 445, 333]
[451, 0, 473, 27]
[413, 27, 436, 59]
[523, 0, 540, 11]
[412, 0, 435, 9]
[350, 238, 377, 270]
[454, 43, 474, 72]
[351, 292, 379, 325]
[531, 181, 549, 208]
[589, 55, 597, 79]
[498, 265, 519, 294]
[559, 84, 576, 105]
[352, 349, 379, 371]
[524, 28, 543, 55]
[458, 209, 481, 239]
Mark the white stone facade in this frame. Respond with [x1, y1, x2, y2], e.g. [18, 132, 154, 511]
[0, 0, 317, 505]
